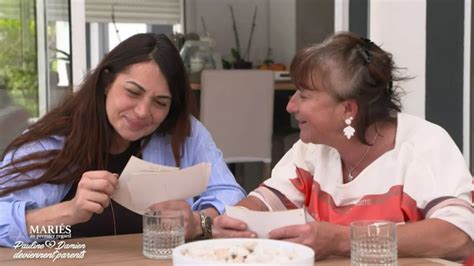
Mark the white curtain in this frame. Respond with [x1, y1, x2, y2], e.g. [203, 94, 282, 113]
[43, 0, 181, 25]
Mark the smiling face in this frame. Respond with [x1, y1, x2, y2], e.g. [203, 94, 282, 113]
[105, 61, 171, 153]
[286, 83, 346, 145]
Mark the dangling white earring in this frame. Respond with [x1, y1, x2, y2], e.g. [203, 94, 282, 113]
[343, 116, 355, 139]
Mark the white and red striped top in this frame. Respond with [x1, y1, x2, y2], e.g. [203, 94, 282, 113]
[250, 113, 474, 239]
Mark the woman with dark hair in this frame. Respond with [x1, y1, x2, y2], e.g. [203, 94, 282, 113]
[0, 33, 245, 247]
[213, 32, 473, 260]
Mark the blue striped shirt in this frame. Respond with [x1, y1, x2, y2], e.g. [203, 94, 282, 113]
[0, 117, 246, 247]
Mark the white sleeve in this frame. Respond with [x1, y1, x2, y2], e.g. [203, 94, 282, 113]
[430, 206, 474, 240]
[257, 140, 315, 210]
[403, 127, 473, 240]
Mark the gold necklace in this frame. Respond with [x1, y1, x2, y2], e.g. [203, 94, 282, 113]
[344, 134, 378, 182]
[110, 199, 117, 235]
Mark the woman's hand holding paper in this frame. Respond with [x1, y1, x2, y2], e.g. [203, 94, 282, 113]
[68, 170, 119, 223]
[268, 221, 350, 260]
[212, 215, 257, 238]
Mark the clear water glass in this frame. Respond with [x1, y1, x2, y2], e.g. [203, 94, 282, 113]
[143, 210, 185, 259]
[351, 220, 397, 266]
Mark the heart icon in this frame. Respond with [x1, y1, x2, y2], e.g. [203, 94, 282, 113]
[45, 240, 56, 248]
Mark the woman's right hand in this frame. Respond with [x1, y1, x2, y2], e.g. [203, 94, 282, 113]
[68, 170, 118, 223]
[212, 215, 257, 238]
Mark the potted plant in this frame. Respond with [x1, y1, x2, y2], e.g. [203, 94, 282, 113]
[228, 5, 257, 69]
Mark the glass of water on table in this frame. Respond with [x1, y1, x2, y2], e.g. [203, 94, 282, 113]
[350, 220, 397, 266]
[143, 210, 185, 259]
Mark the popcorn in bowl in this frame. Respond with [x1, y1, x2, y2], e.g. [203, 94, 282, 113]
[172, 238, 315, 265]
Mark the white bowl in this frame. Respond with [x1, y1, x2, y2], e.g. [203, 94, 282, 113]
[172, 238, 315, 265]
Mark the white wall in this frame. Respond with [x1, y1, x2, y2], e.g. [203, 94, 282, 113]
[186, 0, 270, 66]
[70, 0, 87, 90]
[269, 0, 295, 66]
[334, 0, 349, 31]
[185, 0, 330, 67]
[370, 0, 426, 118]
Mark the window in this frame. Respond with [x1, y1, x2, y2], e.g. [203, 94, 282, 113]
[85, 0, 183, 69]
[0, 0, 39, 152]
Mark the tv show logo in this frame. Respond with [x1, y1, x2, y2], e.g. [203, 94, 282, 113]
[14, 224, 86, 262]
[28, 223, 72, 239]
[13, 240, 86, 262]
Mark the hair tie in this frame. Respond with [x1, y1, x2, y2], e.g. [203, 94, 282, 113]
[358, 37, 373, 65]
[360, 37, 374, 46]
[385, 81, 393, 95]
[357, 46, 372, 65]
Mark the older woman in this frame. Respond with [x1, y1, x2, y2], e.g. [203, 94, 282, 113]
[213, 32, 474, 260]
[0, 33, 245, 247]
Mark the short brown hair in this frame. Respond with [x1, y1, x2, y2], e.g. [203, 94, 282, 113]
[290, 31, 407, 144]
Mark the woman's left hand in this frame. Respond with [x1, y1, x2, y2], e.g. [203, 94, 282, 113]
[148, 200, 201, 241]
[268, 221, 350, 260]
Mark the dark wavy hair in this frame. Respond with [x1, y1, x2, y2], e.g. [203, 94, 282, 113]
[0, 33, 196, 195]
[290, 31, 408, 144]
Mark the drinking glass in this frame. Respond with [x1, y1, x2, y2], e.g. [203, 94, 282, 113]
[350, 220, 397, 266]
[143, 210, 185, 259]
